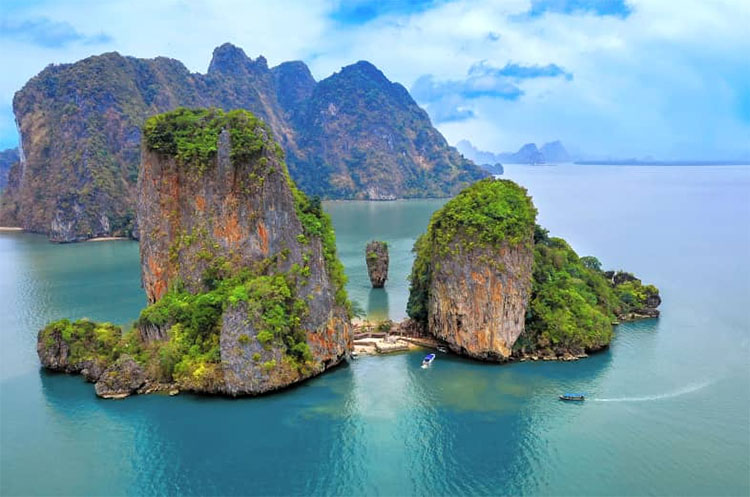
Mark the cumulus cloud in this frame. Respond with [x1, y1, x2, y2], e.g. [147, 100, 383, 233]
[475, 61, 573, 81]
[411, 61, 572, 123]
[0, 0, 747, 159]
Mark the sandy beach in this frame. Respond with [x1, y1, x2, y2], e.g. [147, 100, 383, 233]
[86, 236, 129, 242]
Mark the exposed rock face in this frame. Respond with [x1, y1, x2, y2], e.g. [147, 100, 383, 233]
[137, 108, 351, 395]
[37, 325, 74, 372]
[646, 293, 662, 309]
[36, 109, 352, 398]
[407, 179, 537, 360]
[1, 43, 486, 241]
[365, 241, 389, 288]
[429, 243, 533, 359]
[94, 355, 146, 399]
[137, 123, 302, 302]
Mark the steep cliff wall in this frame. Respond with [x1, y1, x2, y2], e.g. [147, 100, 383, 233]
[38, 108, 352, 397]
[3, 43, 486, 241]
[293, 61, 485, 198]
[407, 179, 537, 360]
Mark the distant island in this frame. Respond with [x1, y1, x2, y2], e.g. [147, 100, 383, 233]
[0, 43, 486, 242]
[457, 139, 572, 165]
[457, 139, 749, 167]
[37, 109, 661, 398]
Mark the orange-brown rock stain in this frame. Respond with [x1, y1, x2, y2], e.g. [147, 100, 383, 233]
[305, 316, 351, 363]
[146, 255, 167, 303]
[257, 222, 269, 255]
[428, 239, 533, 361]
[137, 134, 352, 395]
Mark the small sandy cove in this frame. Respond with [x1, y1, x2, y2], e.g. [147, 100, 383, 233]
[87, 236, 129, 242]
[352, 318, 440, 356]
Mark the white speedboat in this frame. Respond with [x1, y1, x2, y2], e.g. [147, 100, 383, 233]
[421, 353, 436, 368]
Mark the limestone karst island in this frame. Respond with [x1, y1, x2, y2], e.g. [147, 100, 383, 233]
[2, 3, 748, 495]
[36, 107, 660, 398]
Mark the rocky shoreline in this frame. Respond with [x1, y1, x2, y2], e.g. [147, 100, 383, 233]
[350, 309, 659, 363]
[39, 308, 661, 400]
[34, 113, 662, 400]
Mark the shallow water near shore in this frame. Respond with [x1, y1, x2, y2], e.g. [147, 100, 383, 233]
[1, 165, 749, 495]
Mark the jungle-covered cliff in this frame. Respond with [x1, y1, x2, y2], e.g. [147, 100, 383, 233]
[0, 43, 486, 241]
[407, 178, 661, 360]
[37, 108, 352, 397]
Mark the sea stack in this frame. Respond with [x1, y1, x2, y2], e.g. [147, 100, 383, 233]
[137, 108, 351, 395]
[407, 178, 536, 360]
[365, 241, 389, 288]
[37, 108, 352, 398]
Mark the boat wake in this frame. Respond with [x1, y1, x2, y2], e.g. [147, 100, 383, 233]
[591, 380, 713, 403]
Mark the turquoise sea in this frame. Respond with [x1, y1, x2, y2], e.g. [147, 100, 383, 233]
[1, 165, 748, 496]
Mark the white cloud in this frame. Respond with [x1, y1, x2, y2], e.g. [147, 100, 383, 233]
[0, 0, 748, 158]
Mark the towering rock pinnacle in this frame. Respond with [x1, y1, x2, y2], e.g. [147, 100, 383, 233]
[365, 241, 389, 288]
[6, 107, 354, 398]
[407, 178, 537, 360]
[136, 108, 351, 395]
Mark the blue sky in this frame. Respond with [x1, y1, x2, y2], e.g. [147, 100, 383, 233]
[0, 0, 748, 159]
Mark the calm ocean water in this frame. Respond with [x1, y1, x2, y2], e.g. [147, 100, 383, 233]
[1, 165, 748, 496]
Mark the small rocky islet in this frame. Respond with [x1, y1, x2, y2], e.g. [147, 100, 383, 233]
[406, 179, 661, 361]
[37, 108, 660, 398]
[40, 108, 351, 398]
[365, 241, 389, 288]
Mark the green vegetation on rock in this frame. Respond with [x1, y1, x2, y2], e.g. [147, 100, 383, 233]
[143, 108, 266, 173]
[4, 45, 487, 242]
[407, 178, 537, 322]
[290, 187, 349, 311]
[407, 179, 660, 356]
[518, 226, 660, 354]
[519, 227, 616, 353]
[425, 178, 536, 256]
[39, 256, 321, 392]
[38, 105, 351, 396]
[40, 319, 121, 365]
[136, 264, 313, 388]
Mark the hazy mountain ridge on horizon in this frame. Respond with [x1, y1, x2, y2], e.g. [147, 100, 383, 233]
[457, 139, 571, 165]
[457, 139, 750, 165]
[0, 43, 486, 241]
